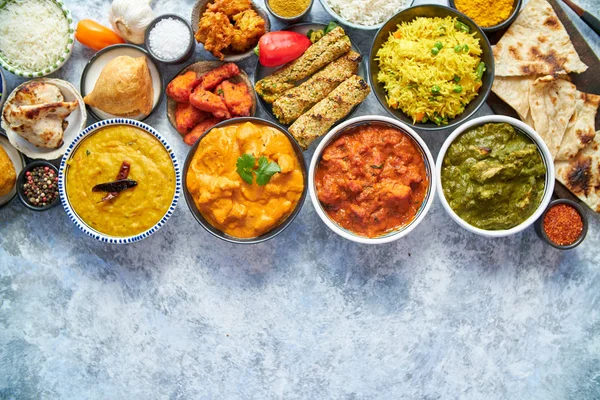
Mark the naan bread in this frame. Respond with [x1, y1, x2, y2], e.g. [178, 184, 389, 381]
[493, 0, 587, 77]
[555, 91, 600, 161]
[555, 131, 600, 212]
[529, 76, 577, 158]
[84, 56, 153, 117]
[492, 76, 536, 119]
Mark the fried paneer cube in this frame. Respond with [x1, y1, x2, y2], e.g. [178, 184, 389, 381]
[195, 11, 235, 60]
[175, 102, 210, 135]
[221, 80, 253, 117]
[198, 63, 240, 91]
[166, 71, 201, 103]
[190, 88, 231, 119]
[184, 118, 222, 146]
[207, 0, 251, 17]
[231, 10, 266, 52]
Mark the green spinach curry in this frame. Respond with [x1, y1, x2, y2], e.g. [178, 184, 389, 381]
[442, 123, 546, 230]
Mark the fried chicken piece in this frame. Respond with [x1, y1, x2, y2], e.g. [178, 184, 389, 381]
[166, 71, 201, 103]
[195, 11, 235, 60]
[190, 88, 231, 119]
[184, 118, 222, 146]
[198, 63, 240, 91]
[221, 80, 252, 117]
[231, 9, 266, 52]
[175, 102, 210, 135]
[207, 0, 251, 17]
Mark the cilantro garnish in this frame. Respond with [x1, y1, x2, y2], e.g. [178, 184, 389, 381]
[236, 154, 281, 186]
[236, 153, 255, 185]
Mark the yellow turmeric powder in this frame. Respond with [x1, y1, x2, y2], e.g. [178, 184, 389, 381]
[268, 0, 310, 18]
[454, 0, 514, 27]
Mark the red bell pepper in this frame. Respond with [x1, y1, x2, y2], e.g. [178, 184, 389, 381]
[254, 31, 311, 67]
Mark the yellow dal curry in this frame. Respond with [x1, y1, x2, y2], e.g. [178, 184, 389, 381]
[66, 125, 176, 237]
[187, 122, 304, 238]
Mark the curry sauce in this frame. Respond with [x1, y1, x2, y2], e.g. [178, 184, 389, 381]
[315, 124, 429, 238]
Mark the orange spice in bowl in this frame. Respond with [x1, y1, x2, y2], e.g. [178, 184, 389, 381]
[453, 0, 514, 28]
[543, 203, 584, 246]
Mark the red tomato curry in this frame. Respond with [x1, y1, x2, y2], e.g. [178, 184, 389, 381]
[315, 124, 429, 238]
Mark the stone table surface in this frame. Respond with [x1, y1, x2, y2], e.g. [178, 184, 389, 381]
[1, 0, 600, 399]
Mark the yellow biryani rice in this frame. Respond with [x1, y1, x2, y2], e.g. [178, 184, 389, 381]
[376, 16, 484, 125]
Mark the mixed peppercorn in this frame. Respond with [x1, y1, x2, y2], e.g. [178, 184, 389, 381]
[21, 166, 59, 207]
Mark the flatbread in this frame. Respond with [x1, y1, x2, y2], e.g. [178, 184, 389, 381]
[492, 76, 536, 119]
[529, 76, 577, 158]
[555, 91, 600, 161]
[555, 131, 600, 212]
[493, 0, 587, 77]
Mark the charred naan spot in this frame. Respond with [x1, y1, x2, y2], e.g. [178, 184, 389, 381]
[544, 17, 560, 29]
[538, 35, 548, 43]
[530, 47, 542, 57]
[567, 157, 592, 195]
[521, 65, 532, 74]
[508, 46, 521, 60]
[576, 128, 595, 145]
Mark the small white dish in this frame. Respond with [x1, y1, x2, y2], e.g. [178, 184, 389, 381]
[80, 44, 163, 122]
[318, 0, 416, 30]
[309, 115, 436, 244]
[0, 136, 26, 208]
[0, 78, 87, 160]
[436, 115, 555, 238]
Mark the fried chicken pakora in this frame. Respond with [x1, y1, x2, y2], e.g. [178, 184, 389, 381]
[184, 118, 222, 146]
[195, 11, 235, 60]
[190, 88, 231, 119]
[198, 63, 240, 91]
[231, 10, 266, 52]
[220, 80, 253, 117]
[175, 102, 210, 135]
[207, 0, 251, 17]
[166, 71, 201, 103]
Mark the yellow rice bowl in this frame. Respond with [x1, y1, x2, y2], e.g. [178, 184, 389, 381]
[376, 16, 484, 125]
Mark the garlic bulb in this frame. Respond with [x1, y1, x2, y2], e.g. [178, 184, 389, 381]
[109, 0, 154, 45]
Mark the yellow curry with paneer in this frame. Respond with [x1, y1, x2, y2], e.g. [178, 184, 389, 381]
[186, 121, 304, 238]
[66, 125, 176, 237]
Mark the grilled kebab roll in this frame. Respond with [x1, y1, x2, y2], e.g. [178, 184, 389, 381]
[272, 51, 362, 124]
[255, 26, 351, 104]
[289, 75, 371, 149]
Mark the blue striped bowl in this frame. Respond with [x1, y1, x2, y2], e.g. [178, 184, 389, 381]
[58, 119, 181, 244]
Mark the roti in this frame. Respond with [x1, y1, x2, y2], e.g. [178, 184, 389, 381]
[492, 76, 536, 119]
[555, 91, 600, 161]
[529, 76, 577, 159]
[493, 0, 587, 77]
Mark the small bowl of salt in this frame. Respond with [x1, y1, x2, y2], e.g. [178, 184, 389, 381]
[145, 14, 195, 64]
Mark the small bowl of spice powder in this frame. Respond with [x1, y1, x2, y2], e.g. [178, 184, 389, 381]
[17, 161, 60, 212]
[535, 199, 588, 250]
[266, 0, 313, 23]
[145, 14, 195, 64]
[450, 0, 522, 33]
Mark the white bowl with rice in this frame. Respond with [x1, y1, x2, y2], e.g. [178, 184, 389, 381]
[0, 0, 75, 77]
[318, 0, 415, 30]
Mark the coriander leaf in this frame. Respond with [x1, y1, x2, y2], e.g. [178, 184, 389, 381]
[370, 164, 383, 169]
[255, 156, 281, 186]
[236, 153, 255, 185]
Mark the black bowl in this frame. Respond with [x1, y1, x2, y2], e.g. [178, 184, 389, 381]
[448, 0, 522, 34]
[16, 161, 60, 212]
[534, 199, 589, 250]
[183, 117, 308, 244]
[145, 14, 195, 64]
[369, 4, 495, 131]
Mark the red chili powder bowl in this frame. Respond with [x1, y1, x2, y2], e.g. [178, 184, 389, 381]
[536, 199, 588, 249]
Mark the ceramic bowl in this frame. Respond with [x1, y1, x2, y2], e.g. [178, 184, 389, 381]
[265, 0, 313, 23]
[369, 4, 495, 131]
[0, 0, 75, 77]
[191, 0, 270, 62]
[80, 44, 164, 122]
[534, 199, 588, 249]
[145, 14, 195, 64]
[16, 161, 60, 211]
[318, 0, 416, 30]
[436, 116, 555, 238]
[1, 78, 87, 160]
[0, 136, 26, 208]
[448, 0, 522, 33]
[183, 117, 308, 244]
[58, 119, 181, 244]
[309, 115, 436, 244]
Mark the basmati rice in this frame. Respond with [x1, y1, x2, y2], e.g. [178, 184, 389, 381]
[325, 0, 408, 27]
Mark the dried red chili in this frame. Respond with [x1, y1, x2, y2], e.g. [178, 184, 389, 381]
[543, 204, 583, 246]
[100, 161, 131, 202]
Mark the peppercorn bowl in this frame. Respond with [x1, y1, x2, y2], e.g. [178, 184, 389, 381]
[16, 161, 60, 212]
[58, 119, 182, 244]
[534, 199, 588, 250]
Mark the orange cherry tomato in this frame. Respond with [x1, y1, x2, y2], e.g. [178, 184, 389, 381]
[75, 19, 125, 51]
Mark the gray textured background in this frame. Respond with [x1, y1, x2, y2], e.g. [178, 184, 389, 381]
[1, 0, 600, 399]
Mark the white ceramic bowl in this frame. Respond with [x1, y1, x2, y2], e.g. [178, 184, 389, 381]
[318, 0, 415, 30]
[0, 0, 75, 77]
[436, 115, 555, 238]
[309, 115, 436, 244]
[58, 119, 182, 244]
